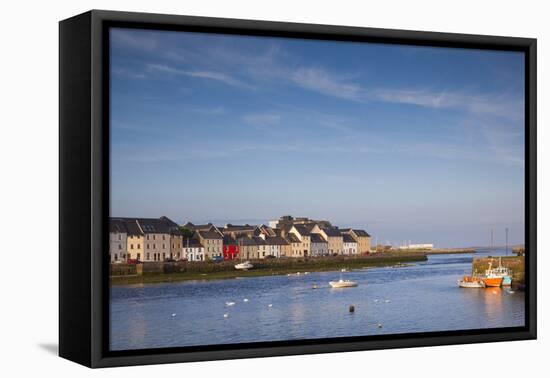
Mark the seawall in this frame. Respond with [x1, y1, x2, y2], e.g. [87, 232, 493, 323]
[110, 252, 428, 285]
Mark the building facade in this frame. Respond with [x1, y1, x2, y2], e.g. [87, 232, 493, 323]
[238, 236, 259, 260]
[183, 238, 204, 261]
[223, 235, 240, 260]
[342, 229, 372, 254]
[109, 219, 128, 262]
[289, 224, 313, 257]
[342, 234, 358, 255]
[310, 233, 329, 256]
[196, 230, 223, 260]
[311, 225, 343, 255]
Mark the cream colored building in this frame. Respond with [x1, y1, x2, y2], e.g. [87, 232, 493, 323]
[170, 232, 183, 260]
[289, 225, 312, 257]
[342, 229, 371, 254]
[238, 236, 260, 260]
[109, 219, 127, 262]
[259, 235, 289, 258]
[285, 233, 303, 257]
[311, 225, 343, 255]
[197, 230, 223, 260]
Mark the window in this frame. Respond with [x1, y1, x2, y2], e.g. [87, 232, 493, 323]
[114, 254, 118, 261]
[146, 253, 150, 260]
[153, 235, 156, 240]
[130, 244, 134, 249]
[147, 244, 150, 249]
[137, 244, 140, 249]
[118, 234, 121, 240]
[137, 253, 141, 260]
[118, 245, 122, 250]
[153, 244, 156, 249]
[162, 244, 165, 249]
[147, 235, 150, 240]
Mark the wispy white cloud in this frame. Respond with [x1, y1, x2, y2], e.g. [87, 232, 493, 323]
[291, 68, 362, 101]
[146, 64, 253, 89]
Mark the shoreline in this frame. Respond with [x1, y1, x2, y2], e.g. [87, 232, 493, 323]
[110, 253, 428, 286]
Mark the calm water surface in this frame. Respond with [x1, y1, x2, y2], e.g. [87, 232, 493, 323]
[110, 249, 525, 350]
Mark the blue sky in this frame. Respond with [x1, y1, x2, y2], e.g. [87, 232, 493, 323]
[110, 28, 525, 248]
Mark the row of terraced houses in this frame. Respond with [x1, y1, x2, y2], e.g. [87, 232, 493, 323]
[109, 215, 372, 263]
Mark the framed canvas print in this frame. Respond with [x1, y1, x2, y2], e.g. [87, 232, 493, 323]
[59, 10, 536, 368]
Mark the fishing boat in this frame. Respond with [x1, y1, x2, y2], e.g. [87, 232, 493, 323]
[234, 261, 253, 270]
[457, 275, 485, 288]
[492, 257, 513, 286]
[483, 262, 503, 287]
[329, 279, 358, 288]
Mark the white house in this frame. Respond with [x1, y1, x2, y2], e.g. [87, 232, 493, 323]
[342, 234, 358, 255]
[183, 238, 205, 262]
[259, 235, 289, 258]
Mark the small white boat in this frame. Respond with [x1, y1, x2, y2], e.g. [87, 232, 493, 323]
[457, 277, 486, 288]
[329, 279, 358, 288]
[235, 261, 253, 270]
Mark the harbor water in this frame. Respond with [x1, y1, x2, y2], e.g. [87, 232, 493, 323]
[110, 248, 525, 351]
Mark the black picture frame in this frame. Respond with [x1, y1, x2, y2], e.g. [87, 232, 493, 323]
[59, 9, 537, 368]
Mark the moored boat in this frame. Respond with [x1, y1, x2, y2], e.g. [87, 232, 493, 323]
[483, 276, 503, 287]
[482, 261, 506, 287]
[329, 279, 358, 288]
[492, 257, 513, 286]
[458, 275, 485, 288]
[235, 261, 253, 270]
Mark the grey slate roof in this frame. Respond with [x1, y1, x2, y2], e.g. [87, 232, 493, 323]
[237, 236, 258, 246]
[109, 218, 128, 233]
[285, 234, 301, 243]
[322, 227, 343, 237]
[342, 234, 357, 243]
[197, 230, 223, 240]
[183, 238, 203, 248]
[352, 229, 371, 237]
[310, 234, 328, 244]
[109, 216, 179, 236]
[263, 236, 289, 246]
[292, 224, 312, 236]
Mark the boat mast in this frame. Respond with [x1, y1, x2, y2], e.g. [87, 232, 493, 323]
[505, 227, 509, 256]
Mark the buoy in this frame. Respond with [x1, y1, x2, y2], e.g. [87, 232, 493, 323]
[243, 298, 249, 302]
[226, 301, 235, 306]
[268, 304, 273, 308]
[171, 313, 177, 317]
[349, 305, 355, 313]
[223, 313, 229, 318]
